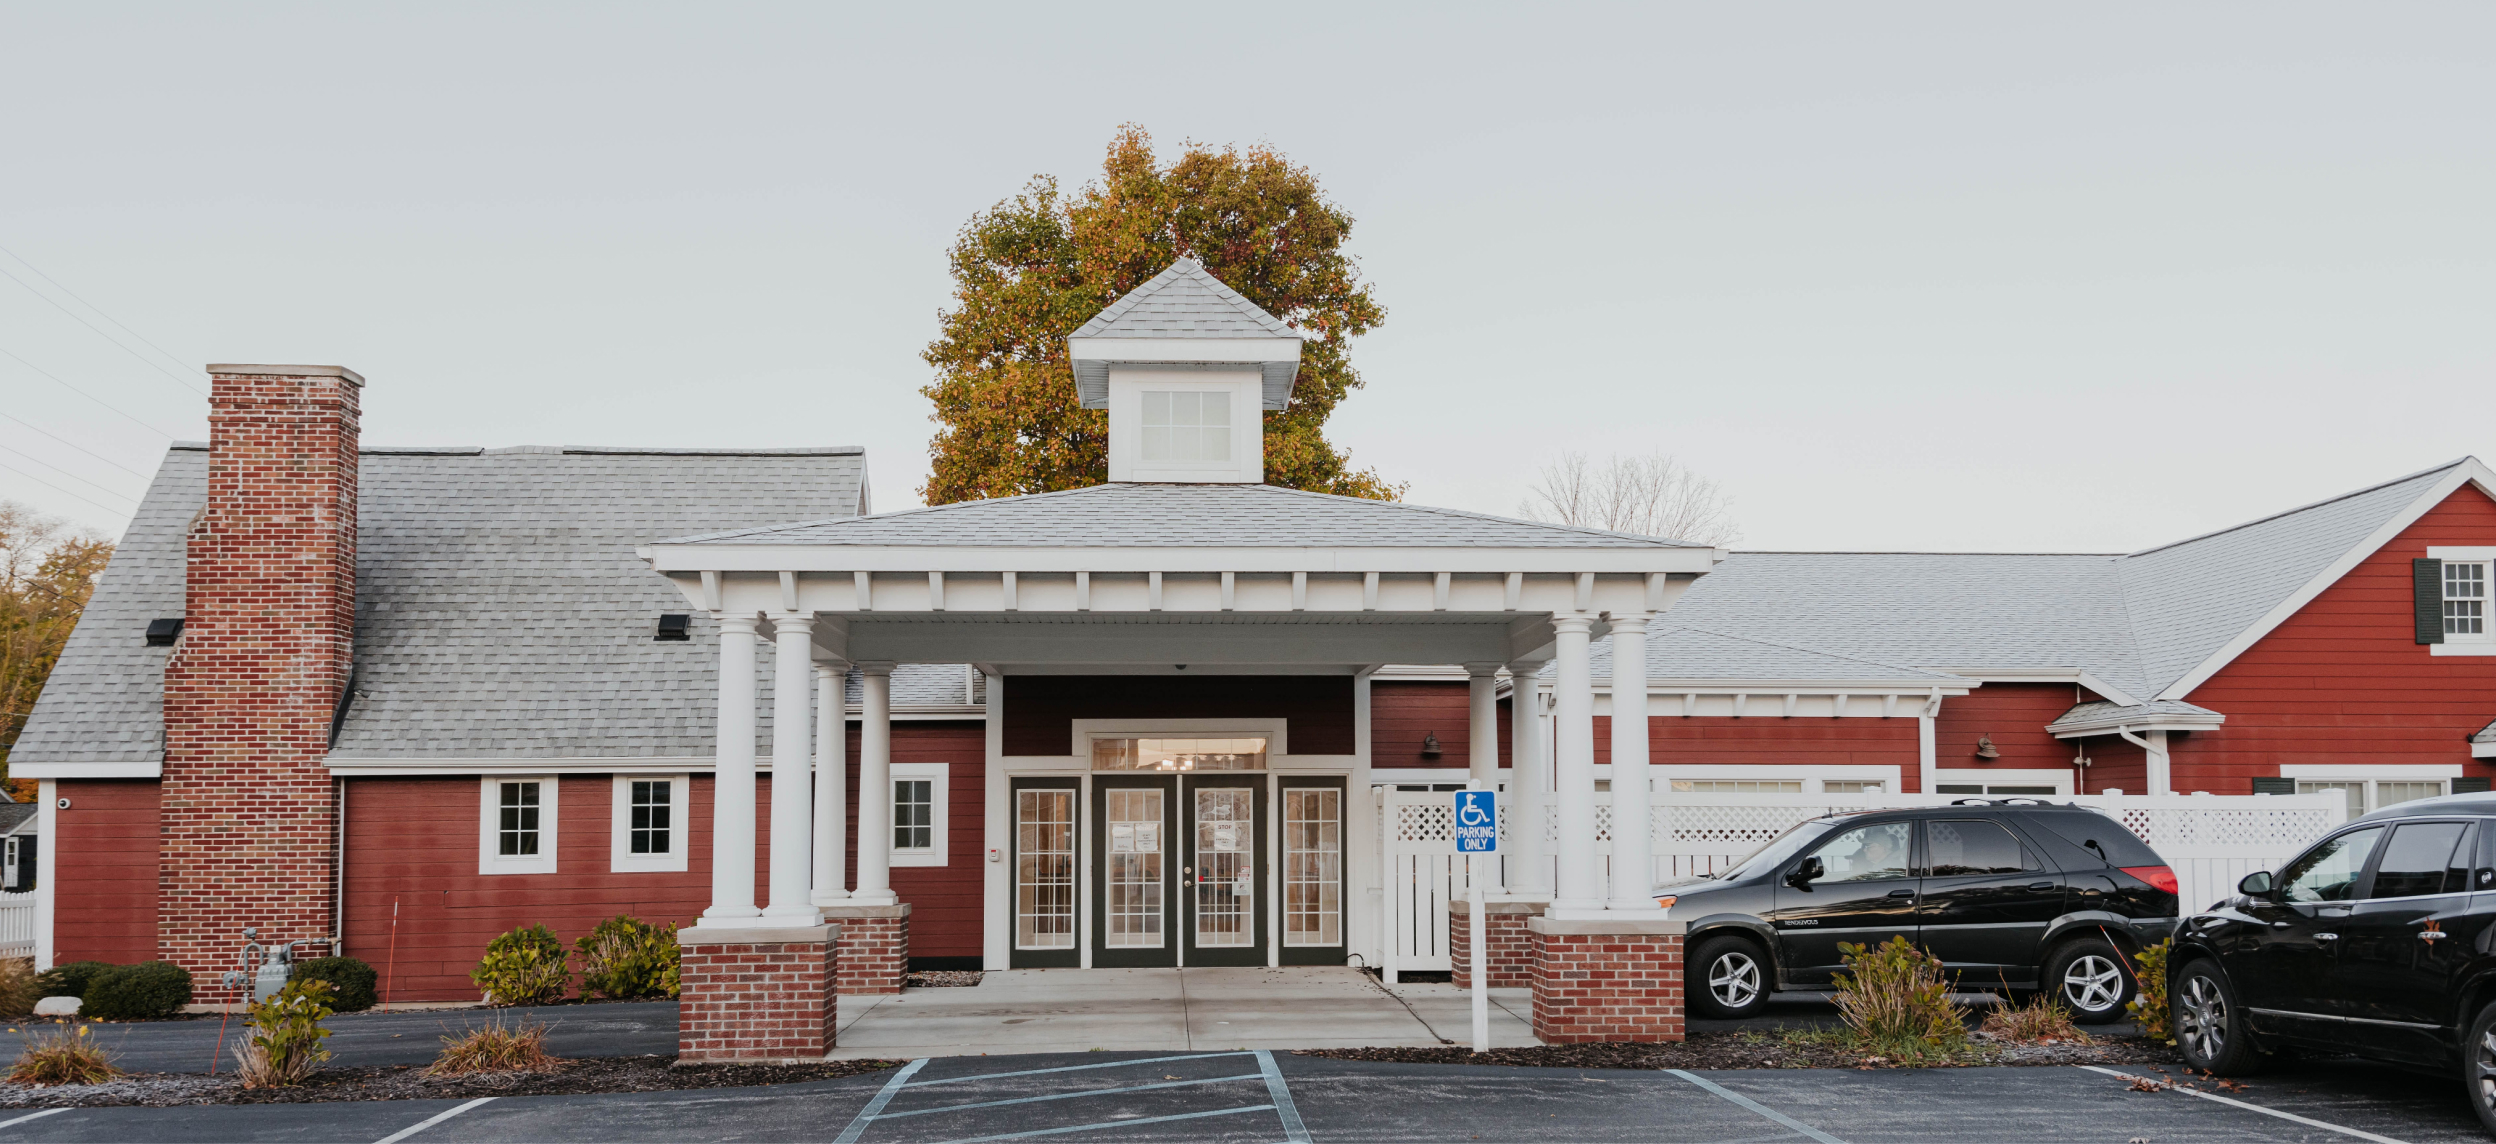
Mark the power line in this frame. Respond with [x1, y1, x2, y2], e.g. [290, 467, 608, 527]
[0, 244, 205, 395]
[0, 345, 182, 439]
[0, 410, 152, 480]
[0, 442, 139, 503]
[0, 457, 133, 516]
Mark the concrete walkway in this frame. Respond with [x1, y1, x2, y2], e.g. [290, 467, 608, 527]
[830, 966, 1539, 1059]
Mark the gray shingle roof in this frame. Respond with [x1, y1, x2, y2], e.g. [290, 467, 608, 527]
[1579, 626, 1965, 684]
[668, 482, 1707, 549]
[9, 446, 204, 766]
[2474, 718, 2496, 746]
[2045, 699, 2225, 736]
[1070, 258, 1295, 340]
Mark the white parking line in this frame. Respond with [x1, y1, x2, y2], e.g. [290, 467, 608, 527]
[372, 1097, 496, 1144]
[0, 1109, 65, 1132]
[2079, 1066, 2412, 1144]
[1666, 1070, 1847, 1144]
[836, 1058, 929, 1143]
[1255, 1049, 1310, 1143]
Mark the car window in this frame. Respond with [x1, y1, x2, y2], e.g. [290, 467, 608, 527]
[1927, 819, 2032, 876]
[1719, 819, 1839, 882]
[1810, 821, 1913, 883]
[2278, 826, 2385, 903]
[2368, 821, 2472, 899]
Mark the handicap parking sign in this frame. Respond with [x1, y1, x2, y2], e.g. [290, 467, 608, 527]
[1453, 790, 1498, 853]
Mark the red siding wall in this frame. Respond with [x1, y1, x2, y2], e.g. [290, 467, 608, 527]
[1641, 716, 1924, 788]
[840, 722, 985, 960]
[1932, 683, 2148, 793]
[1371, 682, 1470, 769]
[2171, 484, 2496, 791]
[1001, 676, 1354, 756]
[52, 779, 160, 966]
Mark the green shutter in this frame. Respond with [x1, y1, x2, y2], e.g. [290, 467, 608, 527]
[2455, 777, 2492, 795]
[2251, 777, 2297, 796]
[2417, 558, 2446, 644]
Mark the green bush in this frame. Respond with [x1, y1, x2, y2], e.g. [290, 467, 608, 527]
[233, 978, 334, 1088]
[2125, 938, 2174, 1045]
[1832, 936, 1970, 1062]
[81, 961, 193, 1020]
[574, 916, 680, 1001]
[33, 961, 109, 1001]
[472, 925, 570, 1006]
[290, 957, 378, 1013]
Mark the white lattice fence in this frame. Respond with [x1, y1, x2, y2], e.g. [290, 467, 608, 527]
[1378, 789, 2347, 972]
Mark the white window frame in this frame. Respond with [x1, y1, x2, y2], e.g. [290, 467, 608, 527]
[890, 762, 950, 867]
[479, 776, 559, 875]
[2279, 764, 2461, 815]
[609, 774, 689, 873]
[1927, 767, 2074, 796]
[1644, 763, 1902, 795]
[2430, 548, 2496, 655]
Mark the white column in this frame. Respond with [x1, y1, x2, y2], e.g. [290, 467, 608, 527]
[2146, 729, 2173, 796]
[812, 663, 850, 904]
[1550, 613, 1602, 917]
[763, 615, 819, 922]
[1917, 708, 1937, 793]
[1464, 663, 1504, 893]
[704, 613, 762, 922]
[852, 661, 899, 906]
[1606, 612, 1663, 913]
[1509, 663, 1550, 896]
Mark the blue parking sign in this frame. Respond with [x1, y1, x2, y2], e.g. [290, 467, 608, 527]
[1453, 790, 1498, 853]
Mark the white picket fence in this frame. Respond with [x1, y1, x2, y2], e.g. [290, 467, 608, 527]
[0, 891, 36, 958]
[1377, 790, 2346, 976]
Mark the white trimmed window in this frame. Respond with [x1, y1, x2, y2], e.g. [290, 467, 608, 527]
[610, 775, 689, 872]
[890, 762, 949, 867]
[2450, 562, 2489, 640]
[1140, 390, 1231, 463]
[2297, 777, 2448, 819]
[1670, 779, 1803, 793]
[479, 777, 558, 875]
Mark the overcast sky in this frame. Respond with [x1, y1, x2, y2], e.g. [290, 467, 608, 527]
[3, 3, 2489, 553]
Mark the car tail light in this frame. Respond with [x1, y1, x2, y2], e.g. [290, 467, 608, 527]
[2121, 865, 2180, 896]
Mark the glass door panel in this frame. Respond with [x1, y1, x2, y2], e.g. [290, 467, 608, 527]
[1011, 781, 1078, 968]
[1284, 787, 1343, 955]
[1183, 776, 1267, 966]
[1106, 788, 1166, 949]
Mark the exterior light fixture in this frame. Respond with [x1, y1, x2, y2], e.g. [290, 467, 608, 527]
[1420, 733, 1442, 759]
[1975, 734, 2000, 760]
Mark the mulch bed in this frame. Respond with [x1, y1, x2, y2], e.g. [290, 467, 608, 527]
[904, 971, 984, 989]
[0, 1056, 902, 1107]
[1299, 1029, 2183, 1071]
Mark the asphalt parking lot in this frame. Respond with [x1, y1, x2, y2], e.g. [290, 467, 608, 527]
[1, 1048, 2488, 1143]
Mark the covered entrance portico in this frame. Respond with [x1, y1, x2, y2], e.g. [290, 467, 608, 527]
[642, 257, 1721, 1061]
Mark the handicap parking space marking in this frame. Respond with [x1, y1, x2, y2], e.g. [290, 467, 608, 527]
[1666, 1070, 1846, 1144]
[2078, 1065, 2412, 1144]
[837, 1050, 1305, 1144]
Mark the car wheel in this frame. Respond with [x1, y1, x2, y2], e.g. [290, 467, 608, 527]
[2174, 959, 2263, 1076]
[1688, 934, 1771, 1019]
[2464, 1000, 2496, 1135]
[2045, 937, 2134, 1025]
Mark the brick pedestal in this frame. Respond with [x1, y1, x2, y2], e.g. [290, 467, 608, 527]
[822, 903, 909, 995]
[1528, 916, 1685, 1043]
[1450, 898, 1546, 989]
[676, 924, 839, 1063]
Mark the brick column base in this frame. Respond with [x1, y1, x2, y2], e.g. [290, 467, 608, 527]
[1528, 916, 1685, 1043]
[676, 923, 839, 1063]
[822, 903, 910, 995]
[1451, 898, 1547, 989]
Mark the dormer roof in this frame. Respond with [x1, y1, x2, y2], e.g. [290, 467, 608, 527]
[1068, 258, 1304, 411]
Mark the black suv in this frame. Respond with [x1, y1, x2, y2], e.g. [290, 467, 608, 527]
[2171, 792, 2496, 1134]
[1657, 801, 2180, 1022]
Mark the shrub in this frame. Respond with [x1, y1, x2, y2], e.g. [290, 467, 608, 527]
[1980, 994, 2093, 1044]
[33, 961, 109, 1001]
[2126, 938, 2174, 1045]
[6, 1023, 119, 1086]
[574, 916, 680, 1000]
[81, 961, 193, 1021]
[1832, 936, 1969, 1062]
[291, 957, 378, 1013]
[0, 958, 40, 1018]
[473, 925, 570, 1006]
[427, 1015, 559, 1075]
[231, 978, 334, 1088]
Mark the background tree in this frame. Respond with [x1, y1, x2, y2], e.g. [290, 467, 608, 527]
[1520, 451, 1742, 546]
[921, 125, 1400, 503]
[0, 503, 112, 803]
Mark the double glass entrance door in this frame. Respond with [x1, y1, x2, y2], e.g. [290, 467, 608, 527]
[1095, 775, 1268, 967]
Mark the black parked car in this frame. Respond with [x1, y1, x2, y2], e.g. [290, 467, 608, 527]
[1658, 800, 2180, 1022]
[2170, 792, 2496, 1134]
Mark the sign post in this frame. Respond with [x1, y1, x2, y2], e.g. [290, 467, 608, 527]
[1454, 785, 1499, 1054]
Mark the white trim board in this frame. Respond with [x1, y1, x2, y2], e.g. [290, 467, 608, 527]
[2277, 763, 2464, 779]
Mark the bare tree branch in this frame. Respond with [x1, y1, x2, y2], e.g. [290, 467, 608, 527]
[1519, 451, 1742, 546]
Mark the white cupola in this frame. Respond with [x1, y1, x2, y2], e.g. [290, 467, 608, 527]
[1066, 258, 1304, 484]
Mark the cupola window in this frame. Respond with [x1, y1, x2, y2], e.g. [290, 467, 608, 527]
[1140, 390, 1232, 463]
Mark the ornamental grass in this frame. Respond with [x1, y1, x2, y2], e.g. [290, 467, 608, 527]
[8, 1022, 121, 1086]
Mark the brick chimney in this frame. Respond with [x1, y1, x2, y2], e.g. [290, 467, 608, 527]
[159, 365, 361, 978]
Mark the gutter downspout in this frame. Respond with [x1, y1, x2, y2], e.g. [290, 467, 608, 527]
[1916, 689, 1941, 793]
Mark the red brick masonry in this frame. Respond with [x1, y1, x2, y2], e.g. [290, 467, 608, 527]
[824, 903, 909, 995]
[677, 925, 839, 1063]
[1450, 898, 1545, 989]
[1528, 917, 1685, 1044]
